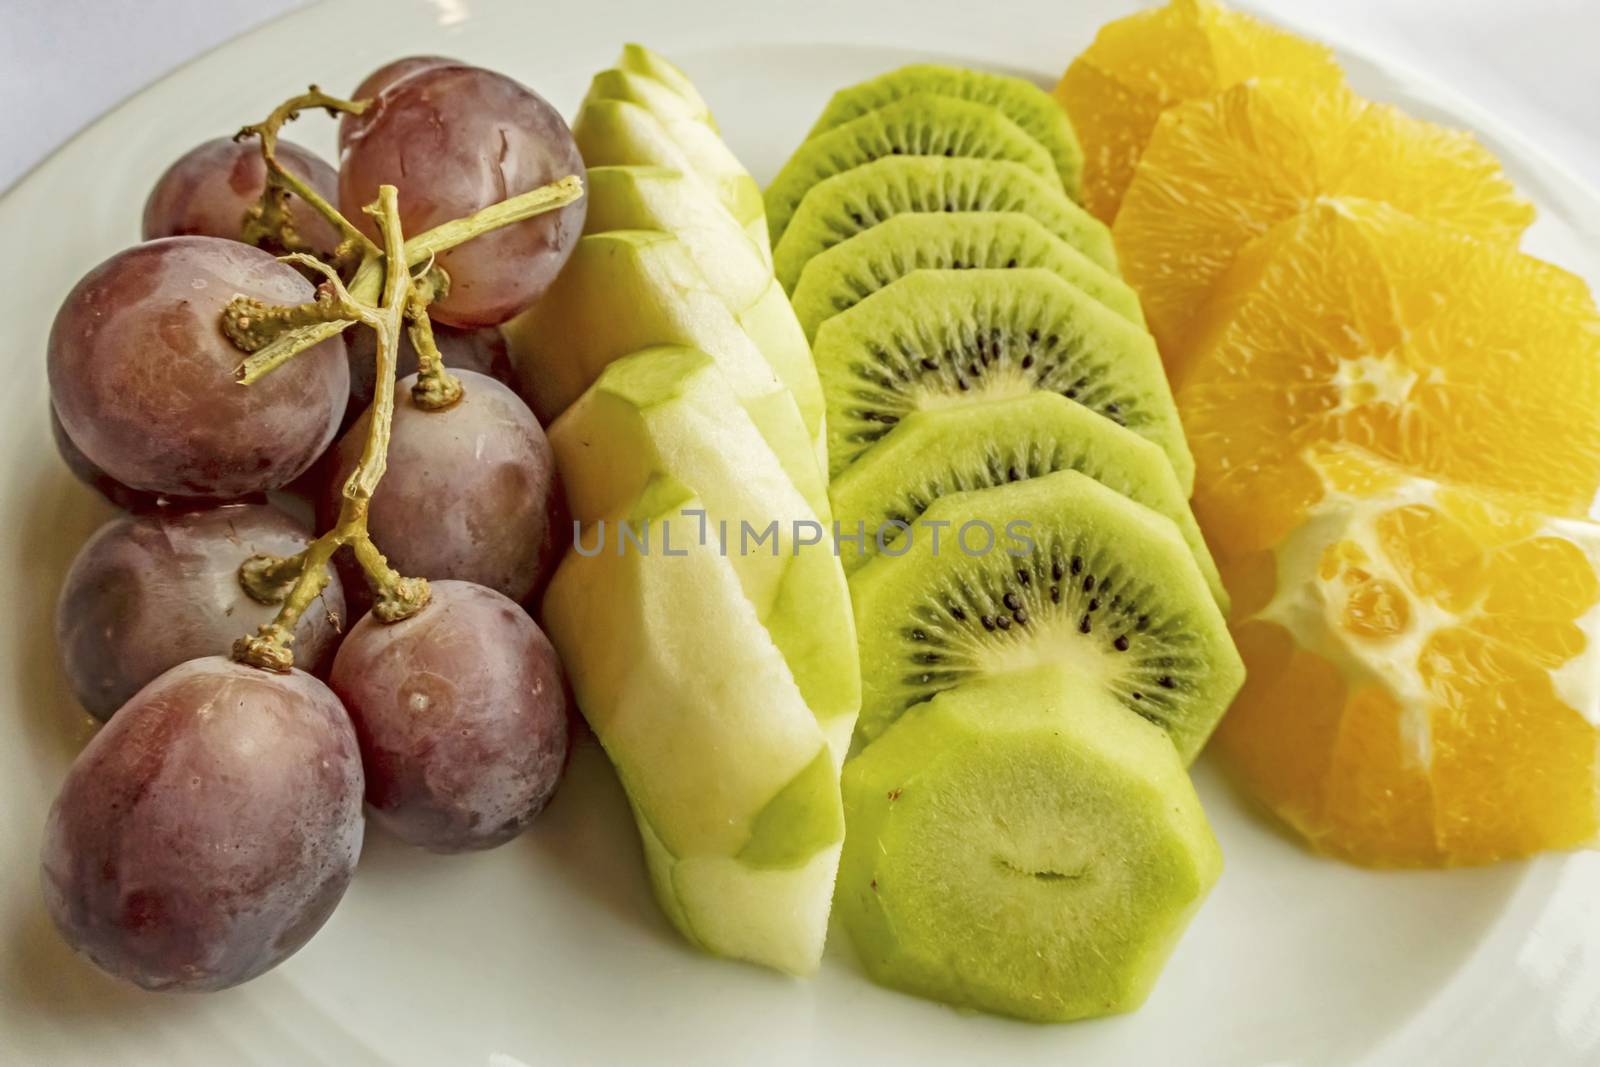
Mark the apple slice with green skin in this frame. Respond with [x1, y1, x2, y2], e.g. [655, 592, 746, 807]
[838, 661, 1222, 1021]
[505, 230, 829, 520]
[617, 43, 716, 131]
[589, 68, 707, 130]
[549, 346, 858, 760]
[584, 166, 825, 470]
[634, 750, 843, 976]
[543, 479, 841, 975]
[574, 94, 769, 260]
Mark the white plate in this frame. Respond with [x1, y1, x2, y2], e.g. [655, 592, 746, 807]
[4, 1, 1599, 1064]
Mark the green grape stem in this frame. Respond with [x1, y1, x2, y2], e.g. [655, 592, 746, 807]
[230, 174, 584, 386]
[404, 279, 464, 411]
[226, 82, 583, 671]
[236, 87, 377, 265]
[232, 186, 430, 673]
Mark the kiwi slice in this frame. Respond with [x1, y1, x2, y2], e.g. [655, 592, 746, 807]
[838, 662, 1222, 1022]
[765, 94, 1056, 244]
[848, 469, 1243, 761]
[807, 64, 1084, 200]
[789, 212, 1143, 341]
[813, 268, 1192, 490]
[772, 157, 1113, 293]
[829, 393, 1227, 610]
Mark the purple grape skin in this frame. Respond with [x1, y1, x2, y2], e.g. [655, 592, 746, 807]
[50, 403, 266, 513]
[141, 137, 342, 256]
[343, 323, 513, 424]
[40, 657, 364, 993]
[47, 237, 349, 498]
[338, 55, 457, 151]
[50, 403, 155, 511]
[56, 503, 347, 721]
[320, 370, 563, 603]
[330, 580, 568, 852]
[338, 64, 587, 327]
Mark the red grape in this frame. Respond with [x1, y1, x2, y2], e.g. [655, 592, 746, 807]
[50, 403, 153, 512]
[40, 657, 364, 992]
[56, 503, 347, 721]
[343, 323, 512, 424]
[339, 56, 456, 150]
[50, 403, 264, 512]
[320, 369, 563, 603]
[338, 64, 586, 327]
[330, 580, 568, 852]
[142, 137, 342, 256]
[48, 237, 349, 498]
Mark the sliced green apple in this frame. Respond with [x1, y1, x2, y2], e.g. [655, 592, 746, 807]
[549, 346, 857, 758]
[616, 43, 716, 130]
[573, 95, 769, 259]
[543, 480, 842, 975]
[584, 166, 825, 470]
[505, 230, 828, 519]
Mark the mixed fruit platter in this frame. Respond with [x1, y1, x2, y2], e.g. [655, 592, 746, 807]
[32, 0, 1600, 1028]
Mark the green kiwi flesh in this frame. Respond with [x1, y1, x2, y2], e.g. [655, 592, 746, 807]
[847, 469, 1244, 761]
[808, 63, 1084, 201]
[765, 94, 1056, 243]
[772, 157, 1114, 293]
[812, 267, 1192, 491]
[838, 662, 1221, 1022]
[789, 211, 1143, 341]
[828, 392, 1227, 611]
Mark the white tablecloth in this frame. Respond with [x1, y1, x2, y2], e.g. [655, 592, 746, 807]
[3, 0, 1596, 193]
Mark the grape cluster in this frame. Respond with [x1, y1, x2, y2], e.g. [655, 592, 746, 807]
[42, 56, 584, 992]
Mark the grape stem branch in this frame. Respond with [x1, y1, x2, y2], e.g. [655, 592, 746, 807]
[226, 80, 583, 670]
[229, 174, 583, 386]
[233, 187, 429, 672]
[404, 275, 463, 410]
[236, 87, 377, 265]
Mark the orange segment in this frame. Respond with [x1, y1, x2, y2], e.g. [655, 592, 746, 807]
[1113, 78, 1534, 371]
[1423, 631, 1598, 862]
[1214, 620, 1343, 839]
[1320, 686, 1436, 865]
[1178, 198, 1600, 556]
[1055, 0, 1341, 223]
[1214, 466, 1600, 866]
[1375, 505, 1487, 613]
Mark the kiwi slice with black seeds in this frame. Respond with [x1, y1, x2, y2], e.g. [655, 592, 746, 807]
[772, 157, 1114, 293]
[813, 267, 1192, 490]
[789, 211, 1143, 341]
[848, 469, 1244, 762]
[829, 392, 1226, 611]
[806, 64, 1084, 200]
[765, 94, 1056, 244]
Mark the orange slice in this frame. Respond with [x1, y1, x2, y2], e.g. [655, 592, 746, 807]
[1055, 0, 1341, 224]
[1114, 78, 1535, 372]
[1216, 449, 1600, 866]
[1177, 197, 1600, 557]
